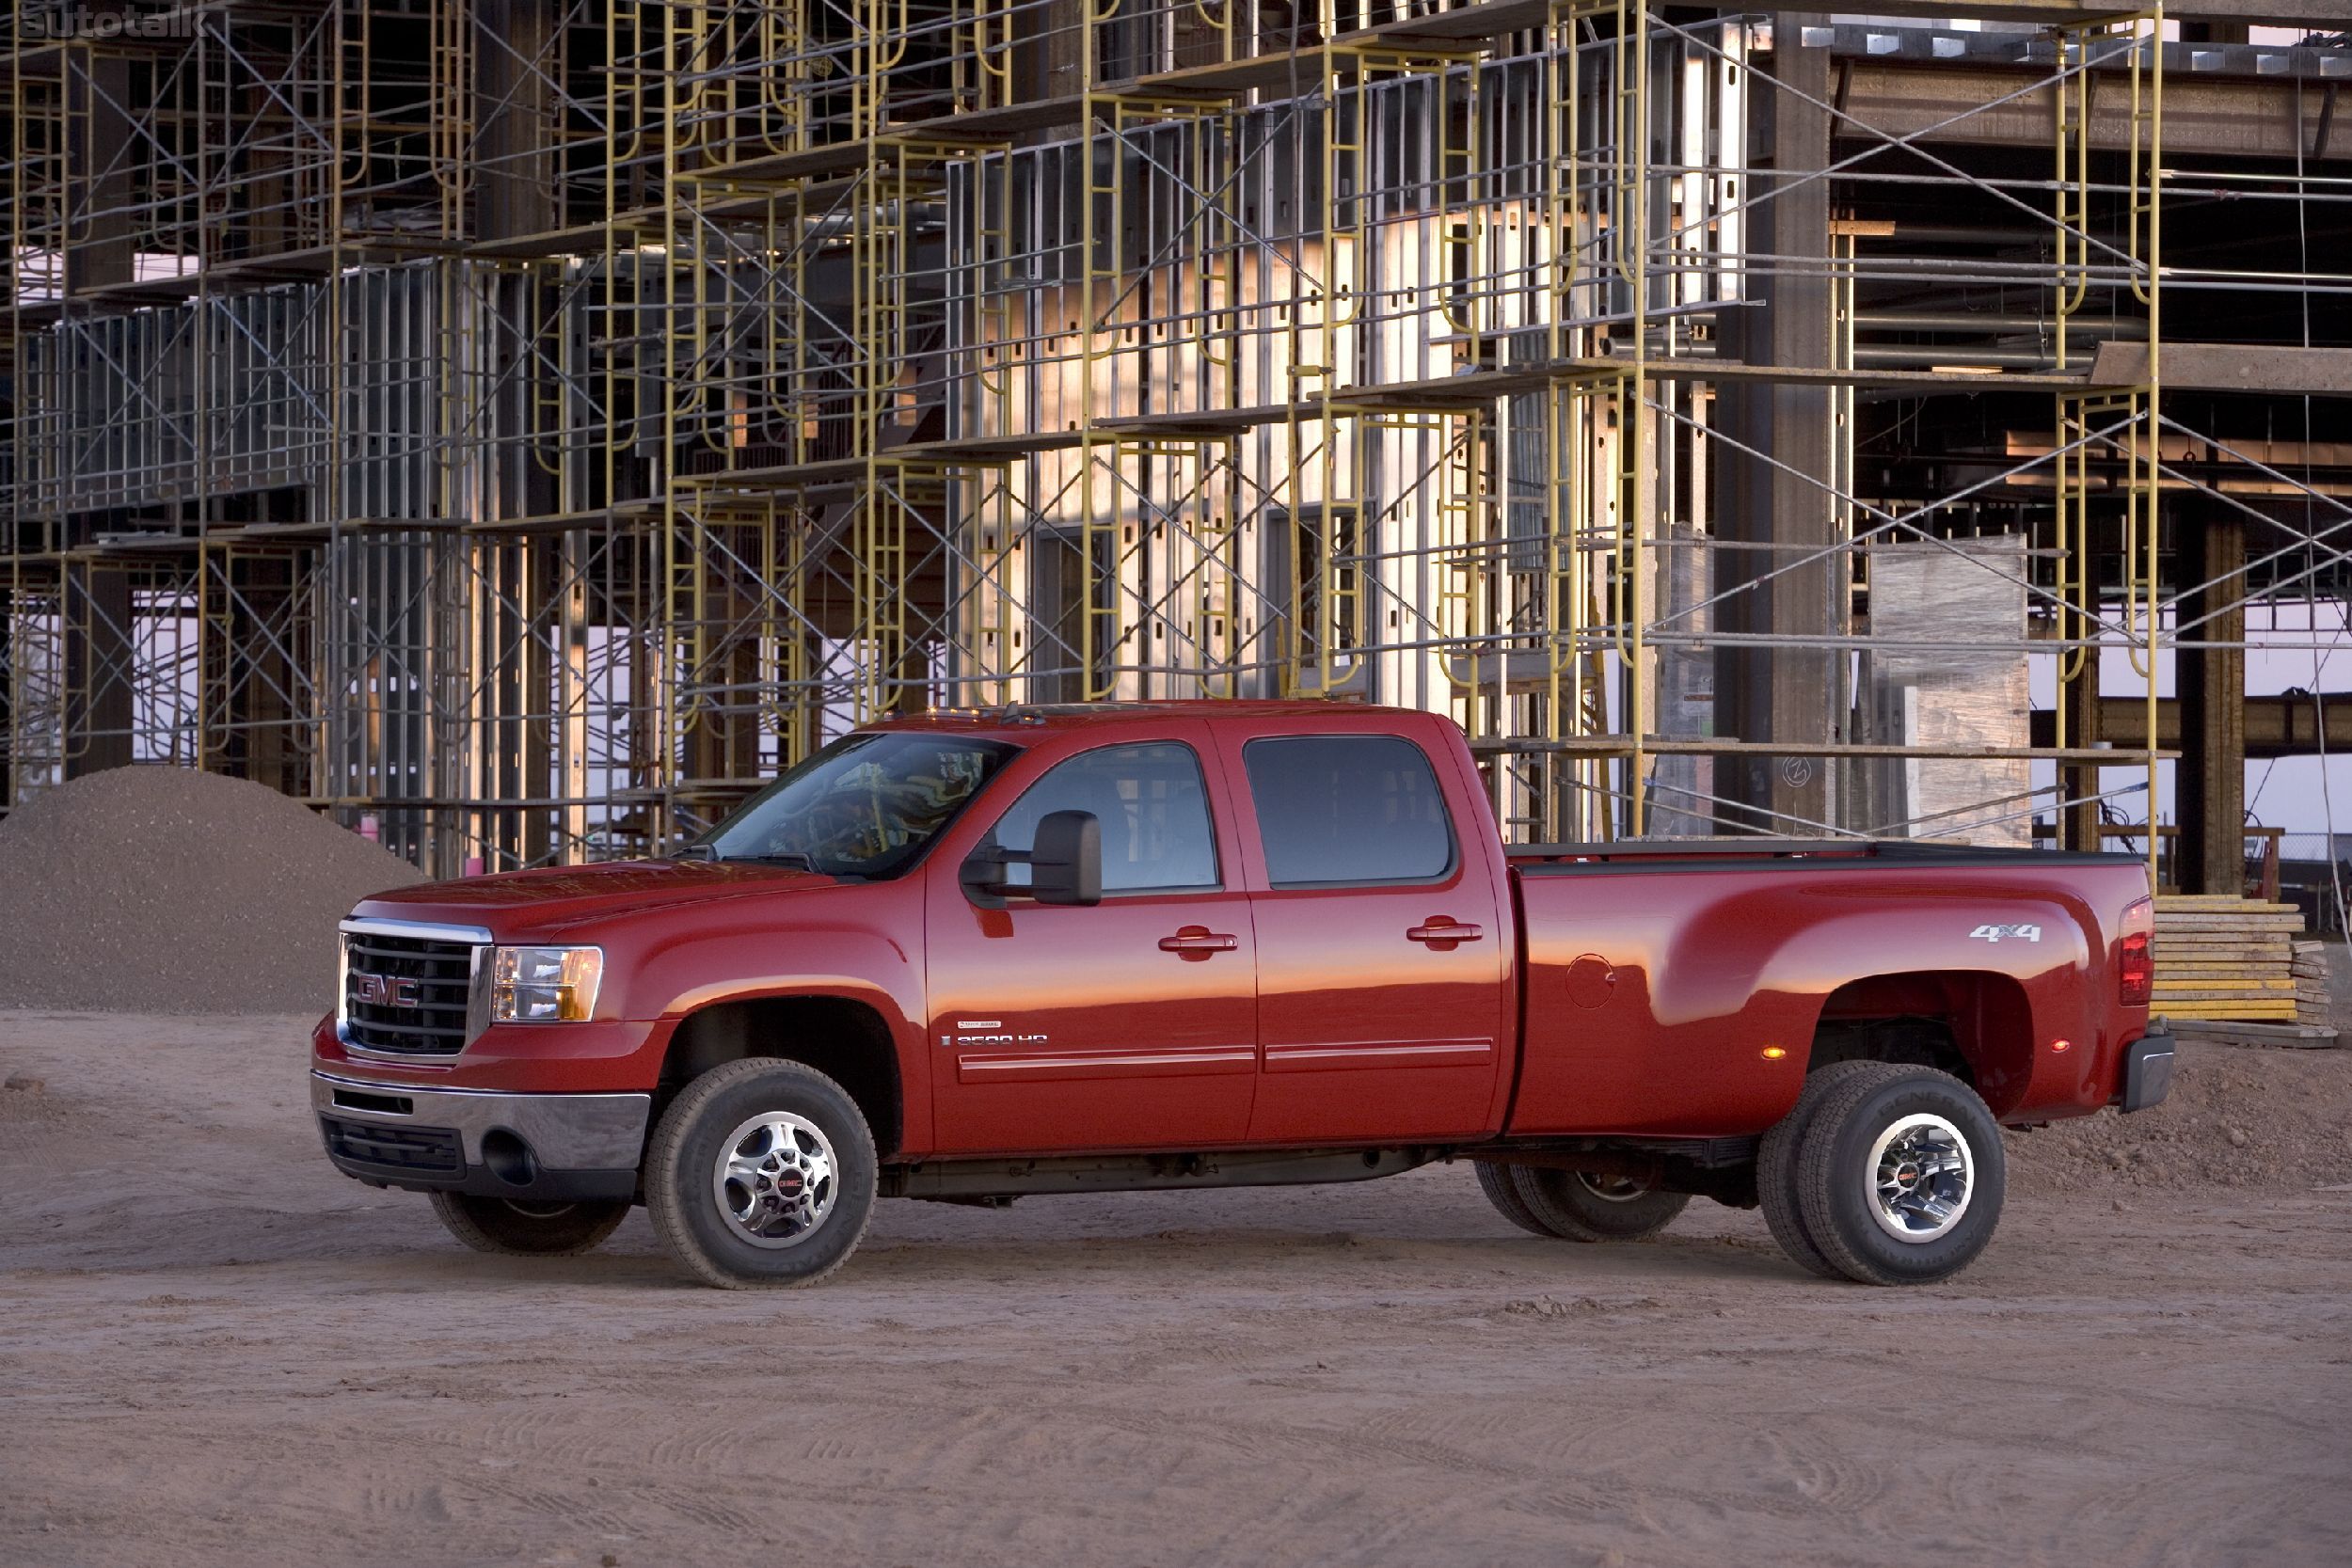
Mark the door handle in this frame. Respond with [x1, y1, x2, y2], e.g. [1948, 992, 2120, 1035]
[1407, 921, 1485, 947]
[1159, 927, 1239, 958]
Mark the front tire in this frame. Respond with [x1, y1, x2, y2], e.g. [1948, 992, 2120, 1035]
[1509, 1168, 1690, 1242]
[644, 1058, 878, 1290]
[428, 1192, 629, 1256]
[1791, 1063, 2005, 1286]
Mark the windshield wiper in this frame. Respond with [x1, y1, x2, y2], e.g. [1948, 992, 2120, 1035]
[675, 844, 818, 870]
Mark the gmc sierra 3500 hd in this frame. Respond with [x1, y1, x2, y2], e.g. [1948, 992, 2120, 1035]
[311, 702, 2172, 1289]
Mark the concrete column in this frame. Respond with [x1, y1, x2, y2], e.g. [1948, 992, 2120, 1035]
[64, 48, 137, 293]
[519, 540, 559, 863]
[1017, 0, 1089, 127]
[0, 583, 13, 808]
[63, 554, 135, 777]
[2058, 639, 2104, 853]
[1711, 21, 1837, 834]
[214, 552, 302, 794]
[475, 0, 562, 243]
[2175, 514, 2248, 895]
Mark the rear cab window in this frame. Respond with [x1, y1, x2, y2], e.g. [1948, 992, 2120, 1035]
[1241, 735, 1457, 888]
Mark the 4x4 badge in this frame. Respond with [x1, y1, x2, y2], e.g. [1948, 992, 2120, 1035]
[1967, 924, 2042, 943]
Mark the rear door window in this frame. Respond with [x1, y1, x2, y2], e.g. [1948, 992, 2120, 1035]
[1242, 735, 1456, 888]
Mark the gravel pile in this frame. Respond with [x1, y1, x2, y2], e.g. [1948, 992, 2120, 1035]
[0, 766, 424, 1014]
[2007, 1039, 2352, 1196]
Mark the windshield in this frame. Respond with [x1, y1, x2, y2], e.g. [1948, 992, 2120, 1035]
[693, 731, 1019, 879]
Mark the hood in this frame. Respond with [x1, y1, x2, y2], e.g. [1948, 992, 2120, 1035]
[348, 858, 840, 938]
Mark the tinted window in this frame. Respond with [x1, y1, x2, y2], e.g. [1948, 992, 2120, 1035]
[988, 742, 1219, 894]
[1244, 736, 1455, 888]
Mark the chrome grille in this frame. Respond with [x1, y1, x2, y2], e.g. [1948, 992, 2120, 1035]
[342, 929, 479, 1055]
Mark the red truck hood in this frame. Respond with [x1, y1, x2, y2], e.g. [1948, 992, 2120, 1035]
[348, 859, 837, 938]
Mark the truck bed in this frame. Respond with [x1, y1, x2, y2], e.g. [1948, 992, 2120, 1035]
[1503, 844, 2153, 1140]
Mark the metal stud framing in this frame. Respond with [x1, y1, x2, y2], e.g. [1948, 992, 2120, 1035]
[7, 0, 2351, 878]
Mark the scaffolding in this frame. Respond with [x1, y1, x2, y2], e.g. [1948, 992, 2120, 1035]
[6, 0, 2351, 886]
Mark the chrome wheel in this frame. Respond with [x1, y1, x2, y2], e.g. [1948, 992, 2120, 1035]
[1865, 1113, 1973, 1243]
[1575, 1172, 1651, 1203]
[713, 1111, 837, 1249]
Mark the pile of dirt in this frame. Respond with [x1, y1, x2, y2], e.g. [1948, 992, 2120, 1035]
[2006, 1039, 2352, 1195]
[0, 767, 424, 1014]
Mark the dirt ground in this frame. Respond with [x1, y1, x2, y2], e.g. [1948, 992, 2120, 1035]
[4, 1012, 2349, 1568]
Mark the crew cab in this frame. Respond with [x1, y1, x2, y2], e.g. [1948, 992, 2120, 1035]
[310, 703, 2171, 1289]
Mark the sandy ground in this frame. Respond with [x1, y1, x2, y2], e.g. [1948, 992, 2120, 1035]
[4, 1012, 2350, 1568]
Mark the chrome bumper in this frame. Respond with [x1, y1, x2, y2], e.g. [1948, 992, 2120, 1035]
[310, 1069, 651, 1170]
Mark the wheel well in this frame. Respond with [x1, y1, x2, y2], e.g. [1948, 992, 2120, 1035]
[1807, 971, 2036, 1117]
[658, 995, 905, 1157]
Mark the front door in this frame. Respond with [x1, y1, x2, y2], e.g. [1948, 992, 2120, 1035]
[1226, 729, 1509, 1145]
[925, 730, 1259, 1154]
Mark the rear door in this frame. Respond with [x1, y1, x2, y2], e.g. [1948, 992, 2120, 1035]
[1217, 723, 1510, 1144]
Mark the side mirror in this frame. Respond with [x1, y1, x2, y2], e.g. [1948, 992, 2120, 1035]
[959, 810, 1102, 907]
[1028, 810, 1102, 906]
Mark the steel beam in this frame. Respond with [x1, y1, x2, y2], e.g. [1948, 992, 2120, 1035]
[2037, 691, 2352, 759]
[1839, 62, 2352, 161]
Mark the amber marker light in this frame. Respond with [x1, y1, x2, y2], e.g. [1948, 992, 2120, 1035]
[1761, 1046, 1788, 1060]
[2049, 1038, 2073, 1054]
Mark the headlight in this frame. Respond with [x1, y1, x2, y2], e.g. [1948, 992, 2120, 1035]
[489, 946, 604, 1023]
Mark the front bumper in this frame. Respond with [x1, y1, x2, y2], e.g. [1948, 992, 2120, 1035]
[2120, 1028, 2176, 1115]
[311, 1069, 650, 1201]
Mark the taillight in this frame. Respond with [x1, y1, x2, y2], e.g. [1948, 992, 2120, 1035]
[2119, 895, 2154, 1006]
[2119, 933, 2152, 1006]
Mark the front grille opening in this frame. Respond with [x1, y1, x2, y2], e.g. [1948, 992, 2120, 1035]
[321, 1116, 463, 1175]
[344, 932, 477, 1056]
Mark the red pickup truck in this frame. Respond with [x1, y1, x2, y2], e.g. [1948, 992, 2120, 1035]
[311, 702, 2170, 1289]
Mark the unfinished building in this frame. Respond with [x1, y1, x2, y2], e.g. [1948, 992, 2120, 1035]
[3, 0, 2348, 885]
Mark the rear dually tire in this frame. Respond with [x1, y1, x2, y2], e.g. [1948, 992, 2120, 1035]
[1790, 1063, 2005, 1287]
[1758, 1059, 1896, 1281]
[1510, 1167, 1690, 1243]
[1474, 1160, 1558, 1237]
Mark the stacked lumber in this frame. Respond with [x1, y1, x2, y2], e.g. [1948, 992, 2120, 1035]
[2150, 896, 2305, 1022]
[2293, 941, 2333, 1027]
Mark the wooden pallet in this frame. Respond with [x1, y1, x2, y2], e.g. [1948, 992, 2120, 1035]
[2292, 941, 2333, 1028]
[2148, 896, 2320, 1024]
[2164, 1018, 2341, 1049]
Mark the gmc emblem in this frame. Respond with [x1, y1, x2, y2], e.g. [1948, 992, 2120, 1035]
[354, 974, 424, 1008]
